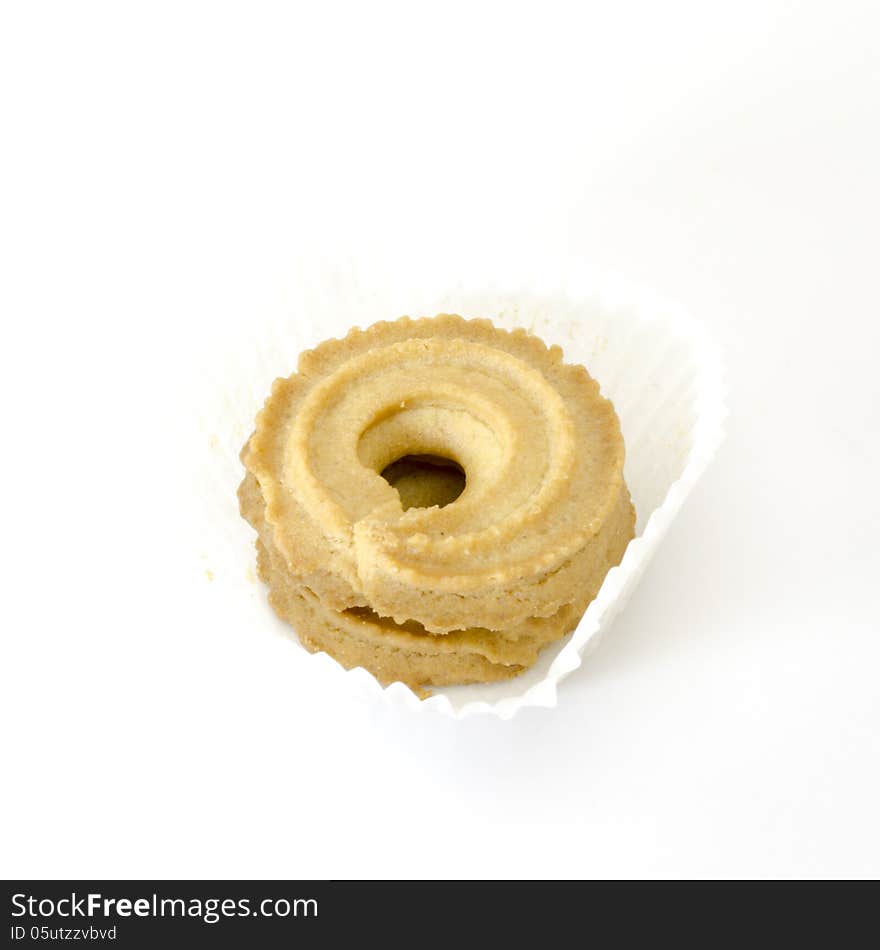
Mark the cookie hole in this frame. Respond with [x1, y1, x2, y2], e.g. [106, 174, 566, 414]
[381, 455, 465, 510]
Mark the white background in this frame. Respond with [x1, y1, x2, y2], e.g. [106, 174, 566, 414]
[2, 0, 879, 879]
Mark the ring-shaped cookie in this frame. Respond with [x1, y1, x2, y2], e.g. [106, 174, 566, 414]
[241, 316, 634, 634]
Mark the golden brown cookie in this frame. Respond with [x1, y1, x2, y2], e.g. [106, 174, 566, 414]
[241, 315, 634, 634]
[241, 471, 589, 675]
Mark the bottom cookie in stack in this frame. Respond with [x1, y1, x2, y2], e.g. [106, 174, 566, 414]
[240, 470, 586, 696]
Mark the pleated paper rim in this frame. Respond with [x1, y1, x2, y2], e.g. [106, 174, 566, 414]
[276, 281, 727, 719]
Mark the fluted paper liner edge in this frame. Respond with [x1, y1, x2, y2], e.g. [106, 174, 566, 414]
[199, 276, 727, 719]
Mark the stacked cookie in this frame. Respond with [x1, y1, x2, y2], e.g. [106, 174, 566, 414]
[239, 316, 635, 696]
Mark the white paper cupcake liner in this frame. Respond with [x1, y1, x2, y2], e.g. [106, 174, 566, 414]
[199, 272, 726, 719]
